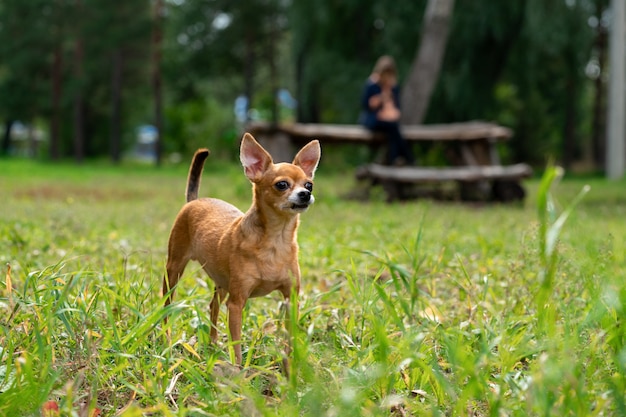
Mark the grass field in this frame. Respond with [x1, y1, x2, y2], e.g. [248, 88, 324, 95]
[1, 157, 626, 416]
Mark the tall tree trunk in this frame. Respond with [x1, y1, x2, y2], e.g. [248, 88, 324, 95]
[50, 45, 62, 160]
[295, 46, 320, 123]
[2, 120, 14, 155]
[28, 124, 37, 157]
[268, 25, 279, 127]
[73, 0, 85, 163]
[562, 77, 576, 170]
[591, 3, 608, 170]
[244, 32, 255, 123]
[401, 0, 455, 125]
[73, 34, 85, 163]
[606, 0, 625, 179]
[295, 48, 307, 122]
[110, 49, 123, 163]
[152, 0, 163, 166]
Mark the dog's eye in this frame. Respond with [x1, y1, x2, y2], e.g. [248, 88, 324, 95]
[304, 182, 313, 192]
[274, 181, 290, 191]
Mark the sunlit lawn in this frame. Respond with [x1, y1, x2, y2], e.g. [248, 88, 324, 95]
[1, 157, 626, 416]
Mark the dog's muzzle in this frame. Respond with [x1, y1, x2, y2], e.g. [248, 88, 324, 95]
[298, 190, 311, 203]
[288, 189, 314, 211]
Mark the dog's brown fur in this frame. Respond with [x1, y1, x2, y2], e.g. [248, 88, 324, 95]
[163, 133, 321, 365]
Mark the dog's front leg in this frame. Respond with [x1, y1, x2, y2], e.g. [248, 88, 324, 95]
[227, 295, 245, 365]
[280, 284, 299, 377]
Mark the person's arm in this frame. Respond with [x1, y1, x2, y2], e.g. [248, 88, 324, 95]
[369, 91, 384, 110]
[363, 82, 383, 112]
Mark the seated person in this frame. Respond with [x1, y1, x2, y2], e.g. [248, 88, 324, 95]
[360, 55, 415, 166]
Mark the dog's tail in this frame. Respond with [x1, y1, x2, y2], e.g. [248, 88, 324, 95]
[186, 148, 210, 202]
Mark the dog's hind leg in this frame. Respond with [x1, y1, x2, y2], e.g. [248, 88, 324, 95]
[210, 287, 227, 343]
[163, 213, 192, 309]
[163, 255, 190, 308]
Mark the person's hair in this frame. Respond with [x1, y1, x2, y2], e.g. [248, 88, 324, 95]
[372, 55, 397, 77]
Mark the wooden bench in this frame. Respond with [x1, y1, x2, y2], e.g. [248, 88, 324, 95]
[247, 121, 532, 202]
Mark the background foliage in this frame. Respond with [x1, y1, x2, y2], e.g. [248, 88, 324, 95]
[0, 0, 612, 167]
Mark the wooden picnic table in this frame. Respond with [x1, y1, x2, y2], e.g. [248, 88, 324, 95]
[247, 121, 532, 202]
[270, 121, 512, 143]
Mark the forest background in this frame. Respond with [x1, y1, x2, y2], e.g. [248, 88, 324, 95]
[0, 0, 612, 171]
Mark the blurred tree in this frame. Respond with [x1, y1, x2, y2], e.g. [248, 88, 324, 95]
[401, 0, 455, 125]
[49, 0, 69, 160]
[589, 0, 610, 170]
[0, 0, 151, 160]
[497, 0, 593, 167]
[74, 0, 151, 161]
[152, 0, 164, 166]
[72, 0, 85, 163]
[162, 0, 288, 156]
[0, 0, 54, 156]
[93, 0, 152, 163]
[412, 0, 597, 167]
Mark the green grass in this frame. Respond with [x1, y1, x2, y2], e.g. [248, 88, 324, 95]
[1, 157, 626, 416]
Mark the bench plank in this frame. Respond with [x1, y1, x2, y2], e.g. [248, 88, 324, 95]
[356, 163, 532, 183]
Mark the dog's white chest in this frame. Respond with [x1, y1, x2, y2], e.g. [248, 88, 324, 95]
[240, 247, 298, 297]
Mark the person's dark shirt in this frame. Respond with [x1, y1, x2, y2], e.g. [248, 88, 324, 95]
[360, 79, 401, 129]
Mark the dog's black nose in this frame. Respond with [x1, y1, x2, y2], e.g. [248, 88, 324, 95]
[298, 190, 311, 203]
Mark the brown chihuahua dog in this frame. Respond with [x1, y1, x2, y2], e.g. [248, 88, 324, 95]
[163, 132, 321, 366]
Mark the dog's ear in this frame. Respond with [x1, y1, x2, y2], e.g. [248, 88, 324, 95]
[240, 133, 273, 181]
[293, 140, 321, 178]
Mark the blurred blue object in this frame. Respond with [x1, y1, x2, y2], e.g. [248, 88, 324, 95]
[277, 88, 297, 109]
[234, 95, 249, 123]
